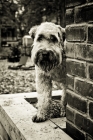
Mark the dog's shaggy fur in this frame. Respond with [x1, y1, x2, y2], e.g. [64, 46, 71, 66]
[29, 22, 66, 122]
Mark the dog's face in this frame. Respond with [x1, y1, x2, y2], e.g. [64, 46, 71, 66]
[29, 22, 65, 72]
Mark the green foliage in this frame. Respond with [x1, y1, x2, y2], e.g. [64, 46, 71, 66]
[0, 1, 18, 25]
[16, 0, 62, 34]
[1, 0, 63, 36]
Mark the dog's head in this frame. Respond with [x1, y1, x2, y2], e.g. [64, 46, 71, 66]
[29, 22, 65, 72]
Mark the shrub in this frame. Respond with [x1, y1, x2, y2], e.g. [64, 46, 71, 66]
[8, 45, 21, 62]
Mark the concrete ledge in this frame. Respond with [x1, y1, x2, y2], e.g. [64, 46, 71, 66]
[0, 90, 62, 99]
[0, 90, 73, 140]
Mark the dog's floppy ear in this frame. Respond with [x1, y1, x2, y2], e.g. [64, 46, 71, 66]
[57, 25, 65, 42]
[29, 26, 38, 40]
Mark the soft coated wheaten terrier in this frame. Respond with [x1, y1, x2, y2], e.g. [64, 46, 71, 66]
[29, 22, 66, 122]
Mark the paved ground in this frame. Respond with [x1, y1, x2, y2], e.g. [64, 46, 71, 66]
[0, 58, 36, 94]
[0, 58, 61, 94]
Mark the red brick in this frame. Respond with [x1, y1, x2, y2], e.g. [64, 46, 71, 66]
[65, 0, 86, 8]
[66, 121, 86, 140]
[73, 61, 86, 78]
[88, 25, 93, 43]
[75, 78, 88, 96]
[75, 43, 87, 60]
[66, 106, 74, 123]
[86, 44, 93, 62]
[89, 101, 93, 119]
[65, 42, 75, 58]
[67, 91, 74, 106]
[66, 60, 75, 75]
[87, 86, 93, 99]
[75, 78, 93, 98]
[75, 4, 93, 23]
[66, 9, 74, 25]
[75, 44, 93, 61]
[66, 74, 74, 90]
[74, 43, 93, 62]
[66, 43, 93, 61]
[75, 113, 93, 137]
[66, 59, 87, 78]
[88, 64, 93, 81]
[66, 25, 87, 42]
[67, 90, 87, 113]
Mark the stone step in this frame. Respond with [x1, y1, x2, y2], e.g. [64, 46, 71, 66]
[0, 91, 73, 140]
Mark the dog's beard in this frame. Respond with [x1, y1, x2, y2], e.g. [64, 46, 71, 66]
[34, 50, 59, 72]
[37, 60, 58, 72]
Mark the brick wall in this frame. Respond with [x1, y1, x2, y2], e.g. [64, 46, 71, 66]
[65, 0, 93, 139]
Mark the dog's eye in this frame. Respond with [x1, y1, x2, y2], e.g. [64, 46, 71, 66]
[50, 35, 58, 43]
[37, 34, 44, 41]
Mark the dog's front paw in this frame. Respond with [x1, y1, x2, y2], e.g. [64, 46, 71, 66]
[32, 114, 47, 123]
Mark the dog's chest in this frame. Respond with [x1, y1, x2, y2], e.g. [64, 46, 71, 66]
[49, 64, 66, 83]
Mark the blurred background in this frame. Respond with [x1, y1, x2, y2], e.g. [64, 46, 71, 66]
[0, 0, 65, 59]
[0, 0, 65, 94]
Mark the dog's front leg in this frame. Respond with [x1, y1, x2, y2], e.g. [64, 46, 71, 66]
[32, 72, 52, 122]
[60, 84, 67, 117]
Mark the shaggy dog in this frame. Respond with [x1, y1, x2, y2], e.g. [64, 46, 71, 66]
[29, 22, 66, 122]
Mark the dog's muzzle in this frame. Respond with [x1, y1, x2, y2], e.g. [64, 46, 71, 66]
[35, 50, 59, 72]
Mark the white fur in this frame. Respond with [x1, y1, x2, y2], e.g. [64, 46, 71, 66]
[29, 22, 66, 122]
